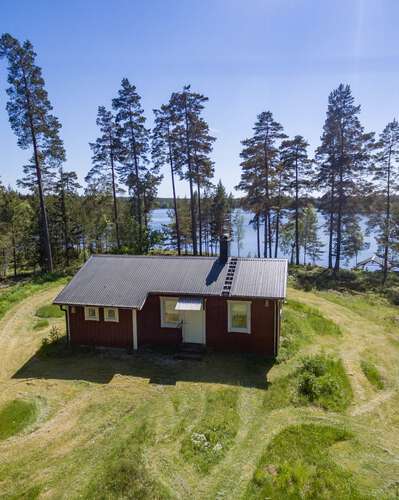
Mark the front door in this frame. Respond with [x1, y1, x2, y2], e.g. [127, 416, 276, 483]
[182, 310, 205, 344]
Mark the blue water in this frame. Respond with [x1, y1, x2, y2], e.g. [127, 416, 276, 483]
[150, 208, 377, 268]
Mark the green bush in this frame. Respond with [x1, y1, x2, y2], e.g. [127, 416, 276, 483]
[40, 326, 66, 356]
[35, 304, 64, 318]
[361, 359, 384, 390]
[296, 354, 352, 411]
[0, 400, 38, 441]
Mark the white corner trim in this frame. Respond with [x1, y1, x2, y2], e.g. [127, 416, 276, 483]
[132, 309, 138, 350]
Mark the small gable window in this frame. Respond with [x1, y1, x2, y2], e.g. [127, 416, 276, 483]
[104, 307, 119, 322]
[228, 301, 251, 334]
[160, 297, 180, 327]
[84, 306, 99, 321]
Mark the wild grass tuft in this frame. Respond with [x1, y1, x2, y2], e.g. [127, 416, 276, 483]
[181, 388, 240, 472]
[35, 304, 64, 318]
[297, 353, 352, 411]
[361, 359, 385, 390]
[0, 400, 38, 441]
[33, 319, 49, 330]
[245, 424, 361, 499]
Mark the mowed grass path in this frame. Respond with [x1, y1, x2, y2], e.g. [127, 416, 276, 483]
[0, 284, 398, 498]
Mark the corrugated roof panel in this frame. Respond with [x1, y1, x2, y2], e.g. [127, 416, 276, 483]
[53, 254, 288, 309]
[230, 259, 288, 299]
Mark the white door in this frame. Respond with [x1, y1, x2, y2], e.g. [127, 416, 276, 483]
[182, 310, 205, 344]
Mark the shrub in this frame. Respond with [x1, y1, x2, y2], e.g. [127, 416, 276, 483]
[40, 326, 66, 356]
[296, 354, 352, 411]
[361, 359, 384, 390]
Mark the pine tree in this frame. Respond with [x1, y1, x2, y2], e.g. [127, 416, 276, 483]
[152, 103, 182, 254]
[113, 79, 161, 251]
[232, 210, 245, 257]
[210, 181, 232, 251]
[238, 111, 286, 258]
[52, 168, 81, 266]
[169, 86, 215, 255]
[301, 204, 323, 265]
[86, 106, 122, 250]
[316, 84, 374, 273]
[280, 135, 311, 264]
[0, 34, 66, 272]
[342, 217, 368, 266]
[371, 119, 399, 281]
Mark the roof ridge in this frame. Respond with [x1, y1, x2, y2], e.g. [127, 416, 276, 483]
[91, 254, 218, 261]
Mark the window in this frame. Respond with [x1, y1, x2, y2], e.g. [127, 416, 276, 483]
[228, 301, 251, 334]
[104, 307, 119, 322]
[160, 297, 180, 327]
[84, 306, 99, 321]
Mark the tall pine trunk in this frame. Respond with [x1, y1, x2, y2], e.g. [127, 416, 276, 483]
[256, 214, 260, 258]
[263, 211, 268, 258]
[334, 164, 344, 273]
[109, 147, 121, 250]
[22, 67, 53, 272]
[328, 171, 335, 269]
[167, 130, 181, 255]
[60, 176, 70, 266]
[383, 145, 392, 283]
[294, 154, 300, 265]
[183, 97, 197, 255]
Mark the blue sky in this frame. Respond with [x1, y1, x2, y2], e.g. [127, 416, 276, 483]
[1, 0, 399, 197]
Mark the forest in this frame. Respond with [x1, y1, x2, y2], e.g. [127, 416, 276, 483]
[1, 33, 399, 283]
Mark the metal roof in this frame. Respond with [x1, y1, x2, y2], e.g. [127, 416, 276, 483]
[54, 254, 288, 309]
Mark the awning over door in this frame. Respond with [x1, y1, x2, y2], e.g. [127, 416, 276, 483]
[175, 297, 203, 311]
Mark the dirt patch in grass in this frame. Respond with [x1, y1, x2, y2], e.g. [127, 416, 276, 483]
[0, 399, 38, 441]
[360, 359, 385, 390]
[181, 388, 240, 473]
[245, 424, 361, 499]
[35, 303, 64, 318]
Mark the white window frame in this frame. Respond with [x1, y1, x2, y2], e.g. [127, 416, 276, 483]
[104, 307, 119, 323]
[160, 297, 180, 328]
[84, 306, 99, 321]
[228, 300, 251, 334]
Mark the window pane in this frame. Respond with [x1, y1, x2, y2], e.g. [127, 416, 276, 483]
[88, 308, 96, 318]
[164, 299, 179, 324]
[231, 303, 248, 329]
[107, 309, 115, 319]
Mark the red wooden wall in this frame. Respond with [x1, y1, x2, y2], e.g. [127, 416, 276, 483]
[69, 306, 133, 349]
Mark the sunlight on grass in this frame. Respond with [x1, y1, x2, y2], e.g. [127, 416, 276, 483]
[245, 424, 361, 499]
[35, 304, 64, 318]
[278, 300, 341, 362]
[0, 400, 38, 441]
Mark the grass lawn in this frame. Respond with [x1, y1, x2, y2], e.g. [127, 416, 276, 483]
[0, 282, 399, 498]
[35, 304, 64, 318]
[0, 400, 38, 441]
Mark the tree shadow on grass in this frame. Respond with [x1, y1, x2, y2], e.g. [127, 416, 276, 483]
[12, 343, 273, 389]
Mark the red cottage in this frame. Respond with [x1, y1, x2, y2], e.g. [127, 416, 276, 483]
[54, 239, 288, 357]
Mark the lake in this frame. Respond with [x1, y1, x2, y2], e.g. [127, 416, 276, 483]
[150, 208, 377, 269]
